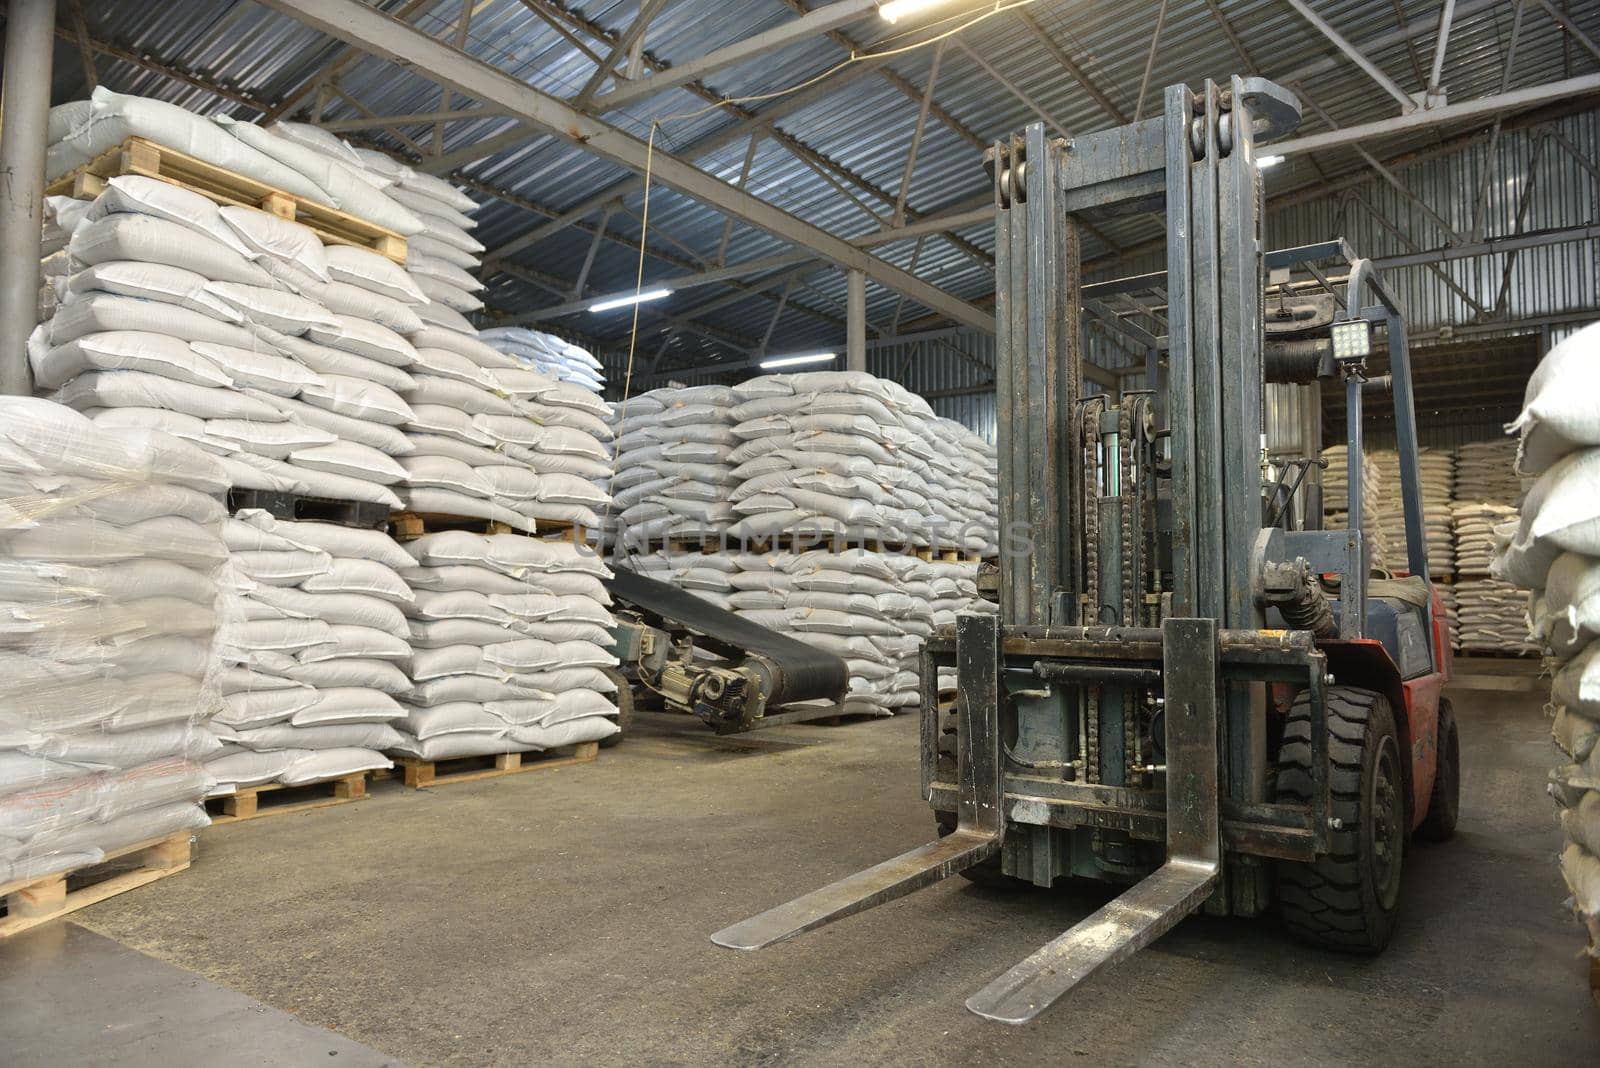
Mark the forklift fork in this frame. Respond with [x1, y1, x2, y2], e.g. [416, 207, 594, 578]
[966, 616, 1220, 1023]
[713, 616, 1224, 1025]
[711, 612, 1005, 950]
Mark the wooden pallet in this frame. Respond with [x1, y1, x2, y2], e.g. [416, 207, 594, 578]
[204, 772, 369, 825]
[390, 741, 599, 789]
[0, 832, 191, 939]
[46, 136, 407, 263]
[229, 488, 391, 529]
[390, 511, 589, 545]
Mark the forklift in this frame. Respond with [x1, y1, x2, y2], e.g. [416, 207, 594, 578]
[710, 76, 1460, 1024]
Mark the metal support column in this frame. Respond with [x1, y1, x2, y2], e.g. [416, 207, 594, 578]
[0, 0, 56, 396]
[846, 269, 866, 371]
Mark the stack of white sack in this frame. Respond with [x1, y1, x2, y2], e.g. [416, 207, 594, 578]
[0, 398, 228, 886]
[1372, 447, 1455, 576]
[207, 511, 405, 793]
[392, 532, 619, 758]
[927, 557, 1001, 693]
[277, 123, 488, 334]
[1454, 502, 1518, 575]
[611, 387, 738, 549]
[1490, 322, 1600, 961]
[47, 89, 423, 239]
[39, 196, 93, 322]
[1454, 501, 1525, 654]
[1454, 438, 1522, 503]
[1321, 445, 1387, 569]
[33, 174, 413, 514]
[478, 326, 606, 394]
[264, 126, 617, 536]
[725, 372, 998, 555]
[785, 548, 934, 716]
[624, 549, 740, 611]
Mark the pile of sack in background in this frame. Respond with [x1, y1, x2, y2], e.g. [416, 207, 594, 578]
[725, 373, 998, 555]
[207, 512, 410, 793]
[478, 327, 606, 394]
[1449, 438, 1528, 656]
[1320, 444, 1388, 570]
[393, 532, 619, 758]
[1492, 322, 1600, 976]
[0, 399, 226, 885]
[609, 387, 739, 551]
[1372, 447, 1456, 577]
[1452, 501, 1529, 654]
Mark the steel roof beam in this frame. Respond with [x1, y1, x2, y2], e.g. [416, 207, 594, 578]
[257, 0, 993, 332]
[572, 0, 669, 108]
[1282, 0, 1417, 113]
[1270, 74, 1600, 156]
[1015, 9, 1128, 123]
[484, 0, 986, 272]
[264, 0, 434, 122]
[590, 0, 880, 112]
[512, 252, 813, 320]
[319, 106, 503, 131]
[1533, 0, 1600, 65]
[1281, 0, 1502, 87]
[480, 62, 884, 259]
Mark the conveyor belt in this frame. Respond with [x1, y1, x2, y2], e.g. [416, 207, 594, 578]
[604, 568, 848, 707]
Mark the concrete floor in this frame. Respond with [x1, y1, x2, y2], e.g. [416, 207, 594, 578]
[37, 683, 1600, 1065]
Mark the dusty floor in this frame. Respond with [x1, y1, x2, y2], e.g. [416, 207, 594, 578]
[60, 684, 1600, 1066]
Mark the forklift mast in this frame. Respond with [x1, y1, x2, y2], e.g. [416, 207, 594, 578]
[712, 76, 1445, 1026]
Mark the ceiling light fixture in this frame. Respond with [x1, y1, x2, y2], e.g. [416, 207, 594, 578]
[879, 0, 964, 24]
[1257, 154, 1285, 168]
[758, 351, 838, 369]
[589, 288, 672, 313]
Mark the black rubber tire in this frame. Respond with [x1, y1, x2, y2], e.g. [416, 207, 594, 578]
[1416, 697, 1460, 843]
[600, 667, 633, 748]
[1275, 686, 1404, 954]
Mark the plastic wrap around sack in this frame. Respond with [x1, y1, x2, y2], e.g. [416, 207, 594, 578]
[0, 398, 226, 881]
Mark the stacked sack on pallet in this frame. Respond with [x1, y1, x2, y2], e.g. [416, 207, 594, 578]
[0, 399, 227, 885]
[207, 512, 411, 794]
[1320, 444, 1387, 569]
[479, 326, 606, 395]
[392, 532, 619, 758]
[1491, 322, 1600, 967]
[47, 88, 424, 242]
[724, 372, 999, 556]
[610, 387, 739, 550]
[264, 123, 615, 540]
[33, 174, 411, 514]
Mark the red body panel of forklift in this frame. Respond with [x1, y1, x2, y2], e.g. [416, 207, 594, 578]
[1315, 584, 1453, 831]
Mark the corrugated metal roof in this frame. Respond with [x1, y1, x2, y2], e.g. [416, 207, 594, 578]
[36, 0, 1600, 387]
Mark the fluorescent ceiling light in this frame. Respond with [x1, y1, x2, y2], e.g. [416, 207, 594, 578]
[1257, 154, 1285, 168]
[589, 288, 672, 313]
[759, 351, 837, 369]
[879, 0, 961, 23]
